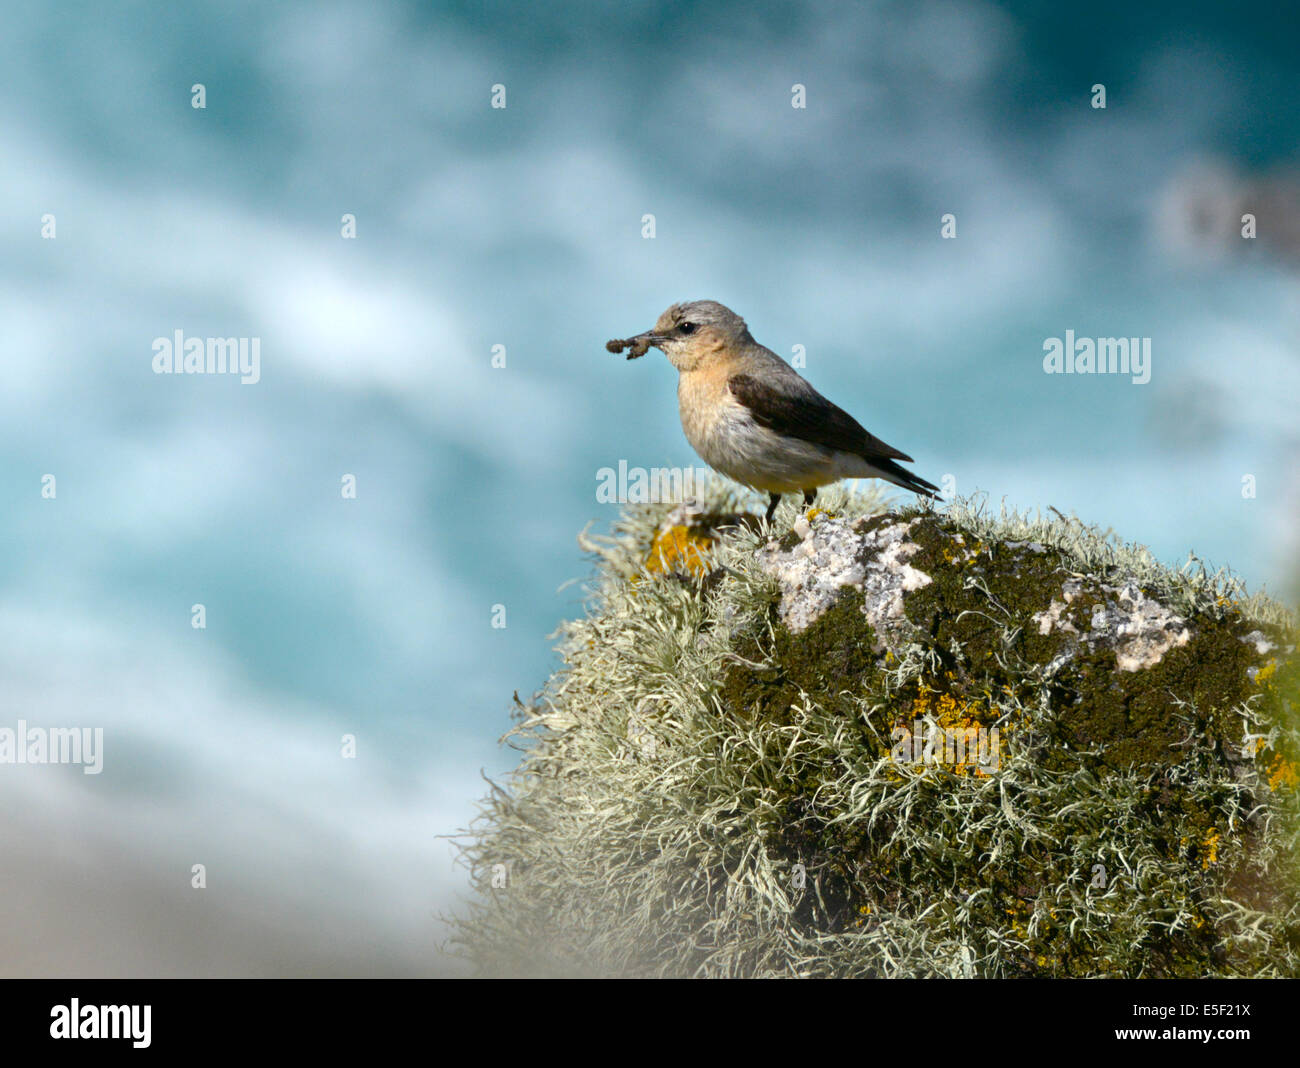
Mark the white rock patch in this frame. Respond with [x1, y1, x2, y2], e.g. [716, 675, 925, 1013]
[756, 515, 1201, 674]
[1034, 578, 1191, 672]
[1240, 630, 1276, 656]
[757, 516, 931, 643]
[1032, 578, 1085, 637]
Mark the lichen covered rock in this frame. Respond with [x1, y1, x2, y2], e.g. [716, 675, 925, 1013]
[451, 482, 1300, 977]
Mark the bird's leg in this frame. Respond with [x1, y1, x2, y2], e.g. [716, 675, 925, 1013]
[802, 488, 817, 510]
[765, 493, 781, 523]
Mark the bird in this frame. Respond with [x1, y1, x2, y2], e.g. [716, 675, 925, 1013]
[607, 300, 939, 523]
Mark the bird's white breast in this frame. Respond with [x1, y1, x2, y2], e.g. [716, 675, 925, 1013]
[677, 372, 837, 493]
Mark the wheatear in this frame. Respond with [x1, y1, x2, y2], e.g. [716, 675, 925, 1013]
[608, 300, 939, 522]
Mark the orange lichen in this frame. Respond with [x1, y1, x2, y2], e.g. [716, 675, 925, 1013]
[902, 682, 997, 776]
[645, 525, 714, 577]
[1201, 829, 1220, 869]
[1254, 659, 1278, 689]
[1266, 754, 1298, 792]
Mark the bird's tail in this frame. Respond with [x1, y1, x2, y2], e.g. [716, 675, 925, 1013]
[868, 458, 943, 500]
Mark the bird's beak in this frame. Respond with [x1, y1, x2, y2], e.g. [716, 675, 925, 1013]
[634, 330, 667, 348]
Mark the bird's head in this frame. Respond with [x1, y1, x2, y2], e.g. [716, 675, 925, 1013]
[619, 300, 752, 372]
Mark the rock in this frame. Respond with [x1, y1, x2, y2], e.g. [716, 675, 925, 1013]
[451, 484, 1300, 978]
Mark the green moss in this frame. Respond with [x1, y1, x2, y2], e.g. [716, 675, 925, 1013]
[720, 587, 882, 726]
[896, 514, 1290, 773]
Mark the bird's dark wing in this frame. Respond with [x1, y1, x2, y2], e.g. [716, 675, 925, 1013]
[727, 373, 913, 463]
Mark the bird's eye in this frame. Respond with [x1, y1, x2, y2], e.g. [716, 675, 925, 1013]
[679, 322, 696, 335]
